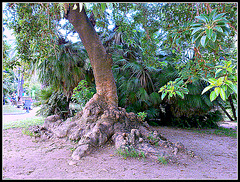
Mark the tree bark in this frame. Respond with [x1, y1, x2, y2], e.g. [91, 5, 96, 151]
[228, 94, 237, 121]
[66, 4, 118, 108]
[217, 101, 234, 121]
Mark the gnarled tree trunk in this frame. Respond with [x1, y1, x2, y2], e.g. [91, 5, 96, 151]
[66, 5, 118, 109]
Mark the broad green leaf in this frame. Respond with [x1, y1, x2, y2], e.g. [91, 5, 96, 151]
[190, 23, 203, 27]
[206, 28, 213, 39]
[216, 21, 227, 26]
[216, 19, 230, 24]
[191, 27, 203, 35]
[212, 13, 226, 21]
[222, 26, 230, 36]
[221, 84, 228, 91]
[161, 91, 167, 100]
[195, 15, 208, 23]
[227, 83, 237, 93]
[227, 67, 233, 73]
[211, 32, 216, 42]
[176, 91, 184, 99]
[225, 80, 233, 86]
[209, 9, 217, 20]
[195, 36, 201, 47]
[159, 87, 165, 92]
[200, 35, 207, 47]
[208, 78, 217, 84]
[216, 77, 224, 86]
[210, 90, 218, 102]
[202, 14, 210, 23]
[181, 88, 189, 94]
[219, 88, 226, 100]
[226, 61, 232, 67]
[215, 69, 222, 77]
[214, 87, 220, 96]
[202, 85, 213, 94]
[101, 3, 106, 12]
[214, 26, 223, 33]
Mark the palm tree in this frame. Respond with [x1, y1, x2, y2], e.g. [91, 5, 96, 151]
[37, 37, 89, 98]
[36, 36, 91, 118]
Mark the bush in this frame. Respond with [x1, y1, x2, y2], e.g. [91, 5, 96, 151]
[159, 110, 223, 129]
[71, 80, 96, 110]
[37, 87, 70, 119]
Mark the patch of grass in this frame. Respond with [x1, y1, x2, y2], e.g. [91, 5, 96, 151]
[3, 105, 26, 114]
[213, 127, 237, 138]
[69, 147, 76, 152]
[191, 127, 237, 138]
[116, 146, 146, 160]
[22, 128, 34, 137]
[157, 156, 168, 165]
[3, 117, 45, 130]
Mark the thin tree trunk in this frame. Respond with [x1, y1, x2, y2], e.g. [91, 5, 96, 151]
[217, 101, 234, 121]
[66, 4, 118, 109]
[228, 94, 237, 121]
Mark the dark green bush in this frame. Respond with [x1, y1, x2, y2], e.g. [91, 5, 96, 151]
[158, 110, 223, 129]
[37, 87, 71, 119]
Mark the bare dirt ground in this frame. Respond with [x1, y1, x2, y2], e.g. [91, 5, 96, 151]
[2, 109, 238, 180]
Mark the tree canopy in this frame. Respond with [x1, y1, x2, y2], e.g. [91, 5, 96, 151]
[3, 2, 237, 125]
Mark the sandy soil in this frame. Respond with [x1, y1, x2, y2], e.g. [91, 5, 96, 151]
[2, 109, 238, 180]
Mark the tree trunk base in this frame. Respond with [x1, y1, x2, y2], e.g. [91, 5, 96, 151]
[31, 95, 202, 163]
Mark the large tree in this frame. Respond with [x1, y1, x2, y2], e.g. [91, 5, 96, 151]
[59, 3, 160, 160]
[6, 2, 223, 162]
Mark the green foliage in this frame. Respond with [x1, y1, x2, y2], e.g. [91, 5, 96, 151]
[158, 78, 189, 100]
[168, 110, 223, 129]
[137, 112, 147, 122]
[22, 128, 34, 137]
[4, 3, 237, 128]
[191, 9, 230, 48]
[201, 60, 237, 102]
[159, 3, 237, 122]
[157, 156, 168, 165]
[116, 146, 146, 160]
[37, 87, 70, 119]
[71, 80, 96, 110]
[192, 126, 237, 138]
[37, 40, 88, 98]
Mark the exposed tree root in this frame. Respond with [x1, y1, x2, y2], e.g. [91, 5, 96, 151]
[30, 94, 202, 163]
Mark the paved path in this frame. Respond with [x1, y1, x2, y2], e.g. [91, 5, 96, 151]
[218, 121, 237, 129]
[3, 107, 42, 123]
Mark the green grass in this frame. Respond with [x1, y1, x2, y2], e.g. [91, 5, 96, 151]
[3, 105, 26, 114]
[3, 117, 45, 130]
[22, 128, 35, 137]
[157, 156, 168, 165]
[116, 146, 146, 160]
[191, 127, 237, 138]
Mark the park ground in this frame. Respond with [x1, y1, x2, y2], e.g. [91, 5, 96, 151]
[2, 105, 238, 180]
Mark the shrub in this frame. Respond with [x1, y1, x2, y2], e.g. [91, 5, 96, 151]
[160, 110, 223, 129]
[71, 80, 96, 110]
